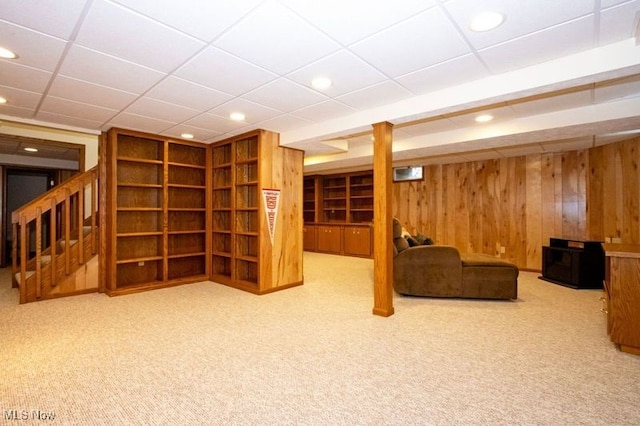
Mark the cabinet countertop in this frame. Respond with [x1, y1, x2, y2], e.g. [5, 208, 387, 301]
[602, 243, 640, 258]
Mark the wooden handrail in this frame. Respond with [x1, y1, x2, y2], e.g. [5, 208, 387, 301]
[11, 167, 99, 303]
[11, 167, 97, 225]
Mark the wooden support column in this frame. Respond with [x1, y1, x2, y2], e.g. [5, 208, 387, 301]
[372, 121, 394, 317]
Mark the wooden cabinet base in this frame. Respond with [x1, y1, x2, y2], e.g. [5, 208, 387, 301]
[619, 344, 640, 356]
[212, 274, 303, 294]
[306, 223, 372, 258]
[603, 244, 640, 356]
[104, 275, 209, 297]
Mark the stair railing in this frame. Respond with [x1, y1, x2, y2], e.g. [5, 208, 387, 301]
[11, 167, 98, 303]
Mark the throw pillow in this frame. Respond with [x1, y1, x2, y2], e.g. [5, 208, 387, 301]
[394, 236, 409, 253]
[405, 235, 420, 247]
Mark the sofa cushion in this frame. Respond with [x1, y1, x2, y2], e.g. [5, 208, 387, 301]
[460, 253, 517, 267]
[405, 235, 420, 247]
[415, 233, 434, 245]
[393, 217, 403, 238]
[394, 236, 409, 253]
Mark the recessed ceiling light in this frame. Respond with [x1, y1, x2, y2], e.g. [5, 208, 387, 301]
[181, 133, 194, 139]
[230, 112, 245, 121]
[0, 46, 18, 59]
[475, 114, 494, 123]
[311, 77, 332, 90]
[0, 96, 6, 104]
[469, 12, 505, 32]
[24, 147, 38, 152]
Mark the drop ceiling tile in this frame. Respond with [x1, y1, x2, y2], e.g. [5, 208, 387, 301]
[111, 0, 262, 42]
[336, 81, 413, 110]
[243, 78, 327, 113]
[291, 100, 357, 122]
[107, 112, 175, 134]
[0, 61, 52, 92]
[510, 90, 593, 117]
[0, 85, 41, 109]
[183, 113, 248, 134]
[0, 104, 35, 120]
[396, 54, 489, 95]
[176, 46, 277, 96]
[160, 124, 223, 142]
[0, 0, 87, 39]
[75, 0, 205, 72]
[599, 1, 640, 45]
[207, 98, 283, 125]
[478, 15, 595, 74]
[350, 7, 470, 77]
[35, 110, 106, 130]
[254, 114, 313, 134]
[601, 0, 635, 8]
[213, 1, 340, 75]
[287, 50, 388, 97]
[0, 23, 67, 71]
[281, 0, 436, 45]
[59, 45, 166, 94]
[145, 77, 233, 111]
[445, 0, 595, 50]
[39, 96, 118, 123]
[124, 97, 201, 123]
[48, 76, 138, 110]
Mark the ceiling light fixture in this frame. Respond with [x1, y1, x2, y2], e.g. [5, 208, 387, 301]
[0, 96, 7, 104]
[0, 46, 18, 59]
[181, 133, 194, 139]
[469, 12, 505, 32]
[24, 147, 38, 152]
[311, 77, 332, 90]
[475, 114, 494, 123]
[230, 112, 245, 121]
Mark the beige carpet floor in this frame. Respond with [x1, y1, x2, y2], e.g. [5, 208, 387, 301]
[1, 251, 639, 425]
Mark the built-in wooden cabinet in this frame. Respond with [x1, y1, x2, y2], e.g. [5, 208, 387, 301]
[344, 225, 372, 257]
[102, 127, 303, 296]
[210, 130, 304, 294]
[603, 244, 640, 356]
[303, 224, 317, 251]
[317, 225, 343, 254]
[103, 128, 208, 295]
[304, 171, 373, 257]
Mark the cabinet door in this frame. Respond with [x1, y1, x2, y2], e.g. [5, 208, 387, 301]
[303, 225, 317, 251]
[344, 226, 372, 257]
[317, 225, 342, 254]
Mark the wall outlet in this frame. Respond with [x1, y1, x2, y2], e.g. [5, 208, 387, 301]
[500, 246, 506, 254]
[612, 237, 622, 244]
[138, 261, 145, 266]
[605, 237, 611, 243]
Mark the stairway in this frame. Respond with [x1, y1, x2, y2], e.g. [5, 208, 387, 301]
[11, 168, 99, 304]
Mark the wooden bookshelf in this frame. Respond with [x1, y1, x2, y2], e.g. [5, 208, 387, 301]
[210, 130, 304, 294]
[304, 170, 374, 258]
[103, 128, 209, 295]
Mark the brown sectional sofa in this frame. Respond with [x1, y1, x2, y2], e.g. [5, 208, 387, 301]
[392, 219, 518, 300]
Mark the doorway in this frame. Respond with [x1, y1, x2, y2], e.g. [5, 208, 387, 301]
[2, 168, 57, 266]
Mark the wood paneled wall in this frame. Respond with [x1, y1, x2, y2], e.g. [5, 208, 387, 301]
[588, 137, 640, 244]
[392, 136, 640, 271]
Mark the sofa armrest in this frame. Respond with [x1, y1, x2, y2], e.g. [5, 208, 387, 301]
[393, 245, 463, 297]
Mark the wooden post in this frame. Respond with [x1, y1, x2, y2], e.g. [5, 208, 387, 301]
[372, 121, 394, 317]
